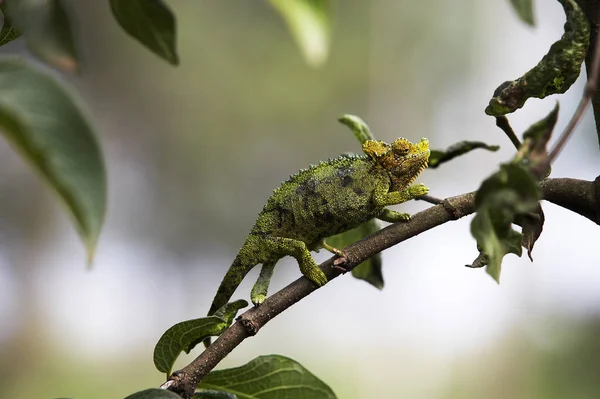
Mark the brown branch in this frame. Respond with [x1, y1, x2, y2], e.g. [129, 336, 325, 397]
[163, 177, 600, 398]
[416, 194, 443, 205]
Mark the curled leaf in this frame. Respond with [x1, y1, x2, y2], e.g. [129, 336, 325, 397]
[153, 300, 248, 376]
[197, 355, 337, 399]
[338, 114, 376, 144]
[429, 141, 500, 168]
[517, 204, 545, 261]
[486, 0, 589, 116]
[517, 103, 559, 179]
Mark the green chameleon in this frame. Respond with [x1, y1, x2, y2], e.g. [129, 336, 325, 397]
[206, 133, 430, 320]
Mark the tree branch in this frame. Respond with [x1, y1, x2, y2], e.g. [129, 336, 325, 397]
[163, 177, 600, 398]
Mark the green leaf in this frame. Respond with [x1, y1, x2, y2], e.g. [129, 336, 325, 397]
[486, 0, 589, 116]
[517, 204, 545, 261]
[509, 0, 535, 26]
[0, 3, 23, 47]
[153, 300, 248, 376]
[472, 214, 523, 282]
[517, 103, 559, 179]
[338, 114, 376, 144]
[194, 390, 236, 399]
[269, 0, 331, 68]
[327, 220, 383, 289]
[197, 355, 337, 399]
[470, 164, 541, 282]
[428, 141, 500, 169]
[0, 59, 106, 261]
[109, 0, 179, 65]
[5, 0, 79, 72]
[124, 388, 183, 399]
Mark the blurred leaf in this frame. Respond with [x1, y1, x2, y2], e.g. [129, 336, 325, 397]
[0, 3, 23, 46]
[109, 0, 179, 65]
[0, 59, 106, 261]
[518, 103, 559, 179]
[518, 204, 545, 261]
[194, 390, 236, 399]
[153, 300, 248, 376]
[429, 141, 499, 168]
[486, 0, 588, 116]
[197, 355, 337, 399]
[269, 0, 331, 67]
[328, 220, 383, 289]
[338, 114, 376, 144]
[6, 0, 79, 72]
[471, 198, 523, 282]
[509, 0, 535, 26]
[471, 164, 541, 282]
[124, 388, 183, 399]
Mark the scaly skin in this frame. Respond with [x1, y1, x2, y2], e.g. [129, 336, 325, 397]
[207, 137, 430, 318]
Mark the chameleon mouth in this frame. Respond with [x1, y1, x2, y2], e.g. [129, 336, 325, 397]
[406, 152, 429, 185]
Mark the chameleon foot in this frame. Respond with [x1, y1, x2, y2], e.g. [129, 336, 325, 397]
[302, 263, 328, 287]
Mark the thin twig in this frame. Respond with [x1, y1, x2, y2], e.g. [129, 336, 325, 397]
[549, 26, 600, 161]
[416, 194, 443, 204]
[163, 177, 600, 399]
[495, 116, 521, 149]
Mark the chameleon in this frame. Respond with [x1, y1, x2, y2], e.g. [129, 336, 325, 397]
[206, 134, 430, 322]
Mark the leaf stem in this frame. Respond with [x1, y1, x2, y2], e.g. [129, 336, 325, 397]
[495, 116, 522, 149]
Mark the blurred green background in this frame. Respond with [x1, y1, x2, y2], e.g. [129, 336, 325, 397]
[1, 1, 600, 398]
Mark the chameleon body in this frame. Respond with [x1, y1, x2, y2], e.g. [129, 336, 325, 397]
[207, 137, 430, 317]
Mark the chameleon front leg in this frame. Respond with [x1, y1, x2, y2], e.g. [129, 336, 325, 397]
[374, 183, 428, 207]
[250, 261, 276, 305]
[374, 183, 428, 221]
[378, 208, 411, 222]
[263, 236, 328, 287]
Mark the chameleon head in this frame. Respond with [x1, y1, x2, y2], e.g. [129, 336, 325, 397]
[364, 137, 430, 189]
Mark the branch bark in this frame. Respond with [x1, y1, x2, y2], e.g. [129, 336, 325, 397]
[163, 177, 600, 398]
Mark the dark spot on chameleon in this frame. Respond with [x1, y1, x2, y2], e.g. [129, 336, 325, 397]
[296, 180, 319, 198]
[321, 198, 328, 206]
[341, 175, 353, 187]
[336, 165, 353, 177]
[353, 187, 364, 196]
[322, 211, 335, 223]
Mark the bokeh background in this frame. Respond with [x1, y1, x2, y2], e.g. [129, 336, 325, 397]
[1, 1, 600, 398]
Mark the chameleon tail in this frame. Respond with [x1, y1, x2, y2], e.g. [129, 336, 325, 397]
[204, 253, 255, 348]
[207, 253, 255, 316]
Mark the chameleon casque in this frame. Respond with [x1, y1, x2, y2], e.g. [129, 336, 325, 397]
[206, 135, 430, 321]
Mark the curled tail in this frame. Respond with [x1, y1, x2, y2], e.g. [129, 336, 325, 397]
[207, 253, 255, 316]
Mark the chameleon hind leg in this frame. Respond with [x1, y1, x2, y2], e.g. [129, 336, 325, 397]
[262, 236, 328, 287]
[250, 261, 276, 306]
